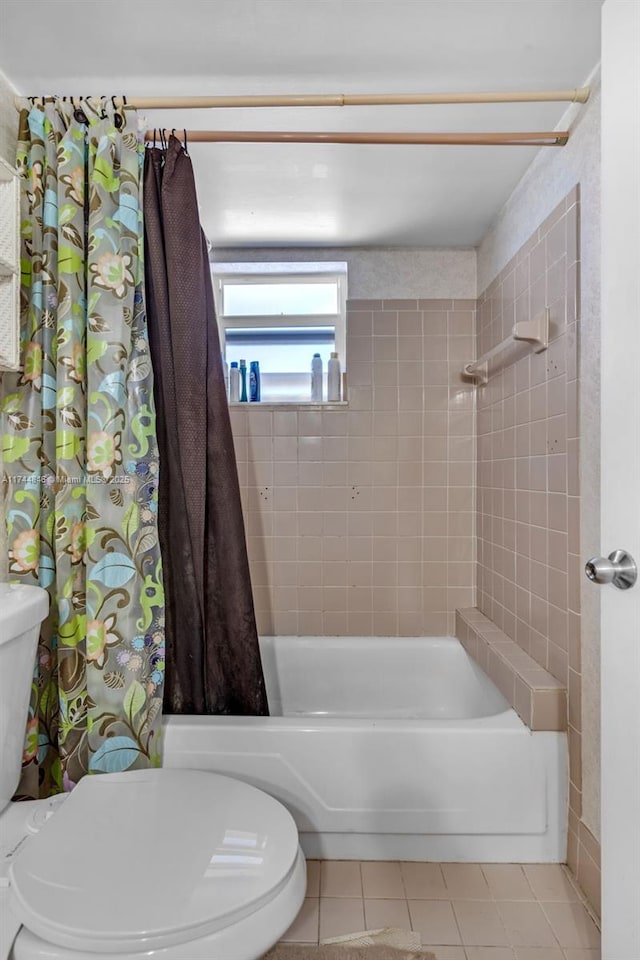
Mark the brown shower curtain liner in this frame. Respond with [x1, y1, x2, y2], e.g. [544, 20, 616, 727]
[143, 135, 268, 715]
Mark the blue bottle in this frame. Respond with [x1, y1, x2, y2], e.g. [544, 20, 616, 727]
[249, 361, 261, 402]
[239, 359, 248, 402]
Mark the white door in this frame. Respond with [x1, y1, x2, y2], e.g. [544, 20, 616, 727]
[599, 2, 640, 957]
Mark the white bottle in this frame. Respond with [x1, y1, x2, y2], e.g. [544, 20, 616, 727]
[222, 354, 229, 398]
[229, 361, 240, 402]
[327, 351, 341, 401]
[311, 353, 323, 402]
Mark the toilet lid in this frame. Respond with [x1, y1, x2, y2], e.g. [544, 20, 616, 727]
[9, 768, 300, 954]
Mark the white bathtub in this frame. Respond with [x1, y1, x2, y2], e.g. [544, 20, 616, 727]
[162, 636, 568, 862]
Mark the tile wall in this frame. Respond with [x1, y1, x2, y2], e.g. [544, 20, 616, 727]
[475, 188, 599, 915]
[229, 299, 476, 637]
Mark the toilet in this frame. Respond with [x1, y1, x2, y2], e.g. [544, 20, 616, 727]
[0, 585, 306, 960]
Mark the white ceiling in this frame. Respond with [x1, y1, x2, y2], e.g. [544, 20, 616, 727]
[0, 0, 601, 247]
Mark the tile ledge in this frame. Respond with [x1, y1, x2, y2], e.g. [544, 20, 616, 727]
[229, 401, 348, 409]
[455, 607, 567, 732]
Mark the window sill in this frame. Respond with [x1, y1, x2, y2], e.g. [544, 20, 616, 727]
[228, 401, 348, 409]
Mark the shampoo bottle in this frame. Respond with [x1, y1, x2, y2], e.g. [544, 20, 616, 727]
[327, 351, 341, 401]
[239, 359, 248, 402]
[311, 353, 323, 402]
[249, 360, 261, 402]
[229, 361, 240, 402]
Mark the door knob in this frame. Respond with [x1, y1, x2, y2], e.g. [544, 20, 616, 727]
[585, 550, 637, 590]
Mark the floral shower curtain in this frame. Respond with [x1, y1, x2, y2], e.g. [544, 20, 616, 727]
[1, 99, 165, 799]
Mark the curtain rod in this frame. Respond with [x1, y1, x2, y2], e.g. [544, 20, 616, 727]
[128, 88, 591, 109]
[144, 130, 570, 146]
[16, 88, 590, 111]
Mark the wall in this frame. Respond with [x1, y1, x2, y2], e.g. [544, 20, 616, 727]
[230, 296, 476, 637]
[477, 192, 580, 683]
[0, 68, 18, 581]
[476, 81, 601, 914]
[0, 69, 17, 166]
[212, 247, 476, 300]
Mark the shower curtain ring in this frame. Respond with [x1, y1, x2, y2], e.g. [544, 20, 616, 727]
[72, 96, 87, 124]
[112, 96, 123, 129]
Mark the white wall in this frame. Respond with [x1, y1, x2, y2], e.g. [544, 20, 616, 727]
[212, 246, 477, 299]
[0, 69, 17, 165]
[477, 77, 602, 840]
[0, 68, 18, 581]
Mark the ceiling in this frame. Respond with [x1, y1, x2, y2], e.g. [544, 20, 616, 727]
[0, 0, 601, 248]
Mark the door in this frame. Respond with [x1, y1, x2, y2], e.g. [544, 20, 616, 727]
[600, 2, 640, 957]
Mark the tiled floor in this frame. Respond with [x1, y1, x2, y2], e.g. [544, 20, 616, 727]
[280, 861, 600, 960]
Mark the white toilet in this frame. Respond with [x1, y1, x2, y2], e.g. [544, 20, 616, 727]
[0, 585, 306, 960]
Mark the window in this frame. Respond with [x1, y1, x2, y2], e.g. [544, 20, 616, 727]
[212, 262, 347, 402]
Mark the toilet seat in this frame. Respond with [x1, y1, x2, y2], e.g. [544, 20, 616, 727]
[9, 769, 301, 955]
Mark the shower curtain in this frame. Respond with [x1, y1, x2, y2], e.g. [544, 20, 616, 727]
[2, 100, 165, 798]
[143, 135, 268, 715]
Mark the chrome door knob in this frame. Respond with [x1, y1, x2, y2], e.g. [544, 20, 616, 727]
[585, 550, 637, 590]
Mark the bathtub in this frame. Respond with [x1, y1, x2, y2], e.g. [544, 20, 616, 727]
[162, 636, 568, 862]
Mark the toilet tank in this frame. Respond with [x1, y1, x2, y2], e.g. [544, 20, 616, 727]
[0, 583, 49, 810]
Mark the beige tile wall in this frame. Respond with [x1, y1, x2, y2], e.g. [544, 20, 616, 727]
[476, 191, 580, 685]
[230, 299, 476, 637]
[476, 188, 598, 915]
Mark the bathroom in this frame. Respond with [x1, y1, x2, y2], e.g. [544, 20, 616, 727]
[0, 1, 638, 958]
